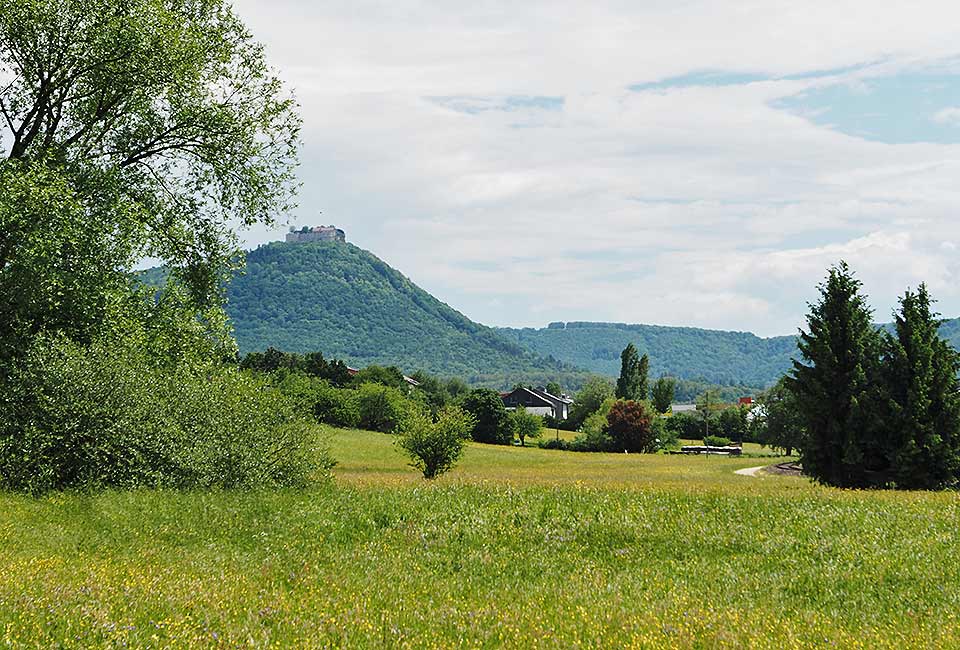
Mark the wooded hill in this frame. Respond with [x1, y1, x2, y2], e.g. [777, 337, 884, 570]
[225, 241, 588, 387]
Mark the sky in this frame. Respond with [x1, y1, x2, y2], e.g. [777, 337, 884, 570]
[231, 0, 960, 337]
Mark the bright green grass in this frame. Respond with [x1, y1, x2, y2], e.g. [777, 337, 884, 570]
[2, 427, 959, 648]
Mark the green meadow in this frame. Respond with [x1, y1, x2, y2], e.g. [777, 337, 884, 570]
[2, 428, 960, 649]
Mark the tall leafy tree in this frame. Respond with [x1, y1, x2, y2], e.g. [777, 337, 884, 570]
[651, 376, 676, 414]
[462, 388, 512, 445]
[789, 262, 884, 488]
[568, 376, 615, 429]
[0, 0, 301, 361]
[616, 343, 642, 400]
[880, 285, 960, 489]
[637, 353, 650, 401]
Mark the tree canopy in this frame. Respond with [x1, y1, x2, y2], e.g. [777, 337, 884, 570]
[0, 0, 301, 352]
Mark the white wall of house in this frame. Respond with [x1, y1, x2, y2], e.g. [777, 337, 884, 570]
[506, 406, 554, 417]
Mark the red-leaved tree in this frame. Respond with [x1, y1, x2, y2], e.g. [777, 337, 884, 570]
[606, 400, 656, 453]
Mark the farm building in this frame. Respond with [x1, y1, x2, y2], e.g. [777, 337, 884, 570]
[501, 387, 573, 420]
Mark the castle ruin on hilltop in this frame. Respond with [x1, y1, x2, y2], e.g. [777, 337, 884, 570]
[285, 225, 345, 243]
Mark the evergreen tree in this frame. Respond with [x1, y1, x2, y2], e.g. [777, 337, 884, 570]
[789, 262, 884, 488]
[616, 344, 642, 400]
[637, 354, 650, 401]
[881, 285, 960, 489]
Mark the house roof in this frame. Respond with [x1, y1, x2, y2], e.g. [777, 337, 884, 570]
[502, 387, 555, 408]
[529, 386, 573, 405]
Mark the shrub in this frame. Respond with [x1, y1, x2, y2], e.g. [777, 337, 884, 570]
[538, 437, 570, 450]
[704, 435, 732, 447]
[716, 406, 750, 443]
[461, 388, 513, 445]
[398, 406, 475, 479]
[0, 334, 331, 494]
[665, 411, 706, 441]
[571, 398, 616, 452]
[355, 383, 412, 433]
[311, 383, 361, 428]
[606, 400, 656, 453]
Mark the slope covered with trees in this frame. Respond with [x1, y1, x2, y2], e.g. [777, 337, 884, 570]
[498, 322, 799, 387]
[499, 319, 960, 388]
[225, 241, 582, 385]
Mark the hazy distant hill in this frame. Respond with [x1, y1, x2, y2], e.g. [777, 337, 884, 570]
[224, 240, 586, 386]
[499, 318, 960, 388]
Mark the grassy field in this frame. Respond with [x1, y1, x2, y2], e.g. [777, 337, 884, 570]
[2, 427, 959, 648]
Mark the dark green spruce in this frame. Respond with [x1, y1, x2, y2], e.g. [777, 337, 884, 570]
[789, 262, 885, 488]
[879, 285, 960, 489]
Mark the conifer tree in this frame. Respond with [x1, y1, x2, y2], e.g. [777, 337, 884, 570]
[881, 285, 960, 489]
[789, 262, 884, 488]
[616, 343, 641, 400]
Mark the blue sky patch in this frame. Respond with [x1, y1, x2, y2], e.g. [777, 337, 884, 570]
[428, 95, 564, 114]
[772, 71, 960, 144]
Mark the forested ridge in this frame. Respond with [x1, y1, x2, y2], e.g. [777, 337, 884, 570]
[498, 319, 960, 388]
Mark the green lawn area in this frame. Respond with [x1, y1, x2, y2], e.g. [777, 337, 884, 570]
[2, 427, 959, 648]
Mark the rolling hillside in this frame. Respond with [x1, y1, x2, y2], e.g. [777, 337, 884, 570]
[225, 240, 584, 385]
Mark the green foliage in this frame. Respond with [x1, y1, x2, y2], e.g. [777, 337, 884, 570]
[355, 383, 411, 434]
[240, 348, 352, 387]
[638, 353, 650, 400]
[510, 406, 543, 447]
[753, 378, 805, 455]
[878, 285, 960, 489]
[664, 412, 703, 441]
[351, 365, 406, 390]
[651, 376, 676, 414]
[606, 400, 657, 453]
[537, 437, 570, 450]
[545, 381, 563, 397]
[499, 321, 802, 387]
[790, 262, 885, 488]
[0, 334, 329, 494]
[704, 435, 733, 448]
[0, 162, 132, 364]
[615, 343, 642, 400]
[567, 376, 615, 430]
[716, 405, 750, 444]
[272, 373, 360, 429]
[462, 388, 512, 445]
[224, 241, 578, 383]
[398, 406, 475, 479]
[409, 370, 453, 415]
[0, 0, 300, 308]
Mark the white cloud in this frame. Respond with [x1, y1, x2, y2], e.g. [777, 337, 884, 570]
[932, 107, 960, 125]
[228, 0, 960, 337]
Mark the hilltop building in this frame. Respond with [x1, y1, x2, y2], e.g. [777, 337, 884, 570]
[286, 225, 345, 244]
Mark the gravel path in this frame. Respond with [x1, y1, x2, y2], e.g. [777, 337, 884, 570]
[734, 465, 767, 477]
